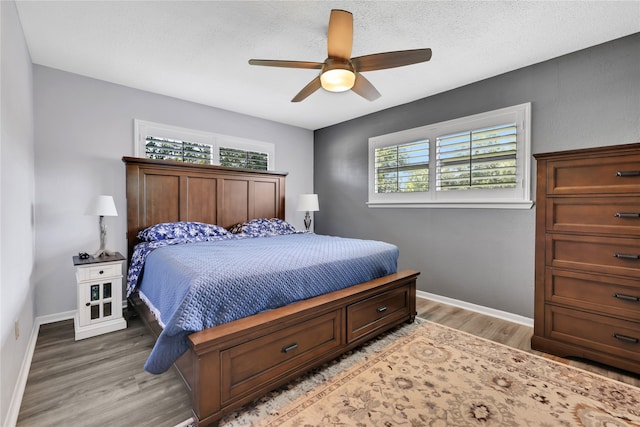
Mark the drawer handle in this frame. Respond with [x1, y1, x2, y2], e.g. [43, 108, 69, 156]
[99, 270, 104, 275]
[614, 252, 640, 260]
[281, 343, 298, 353]
[614, 212, 640, 219]
[616, 170, 640, 177]
[613, 292, 640, 302]
[377, 306, 388, 313]
[612, 333, 639, 344]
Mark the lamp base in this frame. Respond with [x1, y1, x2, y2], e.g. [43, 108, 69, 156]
[94, 215, 114, 257]
[304, 211, 312, 232]
[93, 248, 115, 258]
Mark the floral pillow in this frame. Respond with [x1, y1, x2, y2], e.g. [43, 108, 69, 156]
[137, 221, 230, 242]
[229, 218, 299, 237]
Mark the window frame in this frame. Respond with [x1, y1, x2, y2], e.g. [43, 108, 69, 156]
[367, 103, 533, 209]
[133, 119, 275, 170]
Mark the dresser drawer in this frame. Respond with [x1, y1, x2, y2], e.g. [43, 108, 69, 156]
[76, 262, 122, 282]
[547, 197, 640, 236]
[546, 234, 640, 277]
[545, 268, 640, 321]
[347, 286, 410, 343]
[547, 153, 640, 195]
[545, 305, 640, 363]
[220, 309, 341, 404]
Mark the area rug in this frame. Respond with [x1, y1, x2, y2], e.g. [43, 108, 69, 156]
[178, 320, 640, 426]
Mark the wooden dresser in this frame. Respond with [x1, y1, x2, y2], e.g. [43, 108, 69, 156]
[532, 143, 640, 374]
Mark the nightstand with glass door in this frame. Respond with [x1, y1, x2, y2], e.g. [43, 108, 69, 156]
[72, 252, 127, 340]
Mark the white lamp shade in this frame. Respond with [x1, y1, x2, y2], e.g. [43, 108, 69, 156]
[86, 195, 118, 216]
[296, 194, 319, 212]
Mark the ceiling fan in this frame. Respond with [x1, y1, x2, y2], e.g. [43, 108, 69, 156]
[248, 9, 432, 102]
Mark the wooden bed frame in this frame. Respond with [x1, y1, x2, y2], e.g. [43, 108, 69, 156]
[123, 156, 419, 426]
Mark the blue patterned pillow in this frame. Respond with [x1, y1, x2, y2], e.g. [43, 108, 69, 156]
[137, 221, 230, 242]
[229, 218, 299, 237]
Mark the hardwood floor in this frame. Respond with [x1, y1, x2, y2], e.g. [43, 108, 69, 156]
[16, 314, 192, 427]
[17, 298, 640, 426]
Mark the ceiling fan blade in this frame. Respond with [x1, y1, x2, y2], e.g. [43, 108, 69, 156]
[327, 9, 353, 59]
[248, 59, 323, 69]
[352, 48, 432, 72]
[291, 76, 322, 102]
[351, 73, 381, 101]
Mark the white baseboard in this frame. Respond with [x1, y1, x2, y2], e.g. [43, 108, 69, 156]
[417, 290, 533, 327]
[4, 310, 76, 427]
[36, 309, 76, 325]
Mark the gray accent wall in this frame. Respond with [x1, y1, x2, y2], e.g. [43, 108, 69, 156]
[314, 33, 640, 318]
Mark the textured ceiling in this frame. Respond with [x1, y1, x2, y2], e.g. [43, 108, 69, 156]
[15, 1, 640, 130]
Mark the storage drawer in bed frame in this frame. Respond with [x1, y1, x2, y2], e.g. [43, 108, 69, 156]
[347, 285, 412, 343]
[220, 309, 342, 404]
[171, 270, 418, 426]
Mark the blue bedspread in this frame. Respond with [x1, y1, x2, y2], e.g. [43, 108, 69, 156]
[135, 233, 399, 373]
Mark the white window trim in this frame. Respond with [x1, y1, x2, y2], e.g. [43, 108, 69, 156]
[367, 103, 533, 209]
[133, 119, 276, 170]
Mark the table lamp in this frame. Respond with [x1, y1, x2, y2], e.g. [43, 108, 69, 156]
[296, 194, 319, 232]
[86, 195, 118, 257]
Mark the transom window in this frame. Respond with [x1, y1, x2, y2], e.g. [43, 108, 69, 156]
[368, 103, 532, 209]
[134, 119, 274, 171]
[219, 147, 269, 170]
[145, 136, 213, 164]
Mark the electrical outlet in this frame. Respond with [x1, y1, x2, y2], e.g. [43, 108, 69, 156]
[14, 320, 19, 339]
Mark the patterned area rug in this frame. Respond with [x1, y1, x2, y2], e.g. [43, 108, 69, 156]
[178, 320, 640, 426]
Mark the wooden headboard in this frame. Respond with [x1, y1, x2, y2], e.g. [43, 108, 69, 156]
[122, 156, 287, 259]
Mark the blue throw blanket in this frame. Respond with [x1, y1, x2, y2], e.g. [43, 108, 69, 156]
[135, 233, 399, 373]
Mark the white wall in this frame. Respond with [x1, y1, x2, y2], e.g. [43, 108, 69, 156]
[1, 1, 36, 425]
[33, 66, 314, 317]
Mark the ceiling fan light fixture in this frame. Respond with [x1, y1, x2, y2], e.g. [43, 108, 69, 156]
[320, 60, 355, 92]
[248, 9, 431, 102]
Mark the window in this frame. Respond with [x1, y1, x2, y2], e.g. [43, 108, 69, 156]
[436, 123, 517, 191]
[368, 103, 532, 209]
[375, 139, 429, 193]
[145, 136, 213, 164]
[134, 120, 275, 170]
[219, 147, 269, 170]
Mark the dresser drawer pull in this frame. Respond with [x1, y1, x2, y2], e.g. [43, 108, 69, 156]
[612, 333, 639, 344]
[281, 343, 298, 353]
[613, 252, 640, 260]
[613, 292, 640, 302]
[614, 212, 640, 218]
[616, 170, 640, 177]
[377, 306, 388, 313]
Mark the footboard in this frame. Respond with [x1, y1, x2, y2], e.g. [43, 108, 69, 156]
[185, 270, 419, 426]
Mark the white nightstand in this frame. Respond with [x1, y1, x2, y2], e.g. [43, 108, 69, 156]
[72, 252, 127, 340]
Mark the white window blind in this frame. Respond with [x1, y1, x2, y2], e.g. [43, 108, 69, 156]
[375, 139, 429, 193]
[436, 123, 517, 191]
[134, 119, 275, 170]
[367, 103, 532, 209]
[219, 147, 269, 171]
[145, 136, 213, 164]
